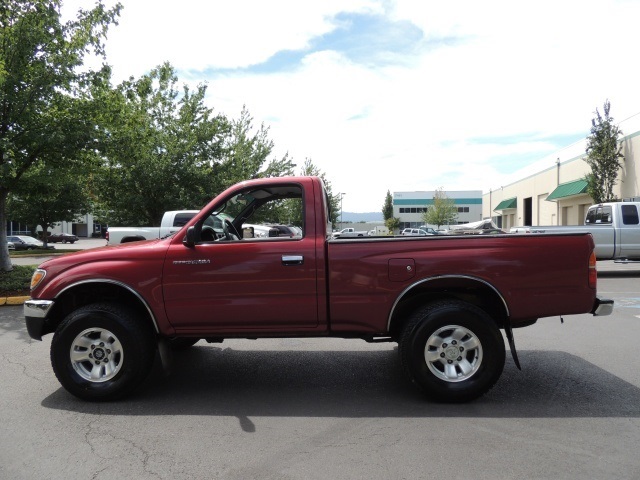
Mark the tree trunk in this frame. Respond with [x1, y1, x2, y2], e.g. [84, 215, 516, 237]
[0, 189, 14, 272]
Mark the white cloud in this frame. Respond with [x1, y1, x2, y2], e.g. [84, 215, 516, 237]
[61, 0, 640, 212]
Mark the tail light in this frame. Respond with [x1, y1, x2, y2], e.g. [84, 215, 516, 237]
[588, 251, 597, 289]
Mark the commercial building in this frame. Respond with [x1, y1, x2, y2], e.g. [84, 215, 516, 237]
[6, 214, 103, 239]
[483, 115, 640, 229]
[394, 190, 483, 230]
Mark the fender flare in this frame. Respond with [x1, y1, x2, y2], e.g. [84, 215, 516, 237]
[387, 274, 521, 370]
[56, 279, 160, 333]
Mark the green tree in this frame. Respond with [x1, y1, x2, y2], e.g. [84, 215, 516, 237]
[382, 190, 393, 221]
[299, 158, 339, 227]
[92, 63, 230, 226]
[92, 67, 294, 227]
[584, 100, 624, 203]
[385, 217, 400, 233]
[8, 164, 92, 247]
[0, 0, 121, 271]
[423, 188, 458, 228]
[220, 106, 294, 184]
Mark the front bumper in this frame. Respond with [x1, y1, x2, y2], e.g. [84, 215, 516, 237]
[592, 297, 614, 316]
[24, 300, 54, 341]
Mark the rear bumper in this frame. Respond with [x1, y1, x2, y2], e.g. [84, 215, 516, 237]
[592, 297, 614, 316]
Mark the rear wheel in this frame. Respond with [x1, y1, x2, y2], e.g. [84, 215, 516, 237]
[51, 303, 156, 401]
[399, 300, 505, 402]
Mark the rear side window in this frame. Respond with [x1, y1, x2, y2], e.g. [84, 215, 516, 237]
[621, 205, 639, 225]
[173, 212, 196, 227]
[585, 206, 613, 224]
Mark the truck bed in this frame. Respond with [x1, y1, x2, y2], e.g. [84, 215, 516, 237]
[327, 232, 597, 332]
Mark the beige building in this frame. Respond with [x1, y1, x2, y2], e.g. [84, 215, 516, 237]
[483, 116, 640, 229]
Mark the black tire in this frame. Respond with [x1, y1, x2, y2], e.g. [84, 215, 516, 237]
[399, 300, 505, 403]
[169, 337, 200, 350]
[50, 303, 156, 401]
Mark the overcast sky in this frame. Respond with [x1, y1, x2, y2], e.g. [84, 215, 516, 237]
[62, 0, 640, 212]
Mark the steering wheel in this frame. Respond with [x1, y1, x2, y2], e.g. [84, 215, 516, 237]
[201, 226, 216, 241]
[224, 220, 241, 240]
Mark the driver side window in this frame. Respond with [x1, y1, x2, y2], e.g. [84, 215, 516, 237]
[199, 184, 305, 243]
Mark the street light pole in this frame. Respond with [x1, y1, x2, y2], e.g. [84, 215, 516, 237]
[339, 192, 346, 230]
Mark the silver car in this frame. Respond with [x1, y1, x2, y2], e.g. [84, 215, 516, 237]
[401, 228, 433, 236]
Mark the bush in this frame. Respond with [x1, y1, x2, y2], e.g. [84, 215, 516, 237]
[0, 266, 36, 296]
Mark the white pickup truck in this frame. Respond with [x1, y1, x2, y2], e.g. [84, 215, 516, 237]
[332, 227, 368, 238]
[106, 211, 198, 245]
[510, 201, 640, 261]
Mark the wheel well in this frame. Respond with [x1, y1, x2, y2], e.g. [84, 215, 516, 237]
[42, 282, 157, 338]
[388, 277, 509, 339]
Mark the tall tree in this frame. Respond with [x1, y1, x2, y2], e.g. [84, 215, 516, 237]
[222, 105, 295, 182]
[382, 190, 393, 221]
[299, 158, 339, 227]
[423, 188, 458, 228]
[584, 100, 624, 203]
[0, 0, 121, 271]
[92, 63, 230, 225]
[92, 70, 294, 226]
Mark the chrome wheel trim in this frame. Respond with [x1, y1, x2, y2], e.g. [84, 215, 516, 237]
[70, 328, 124, 383]
[424, 325, 483, 383]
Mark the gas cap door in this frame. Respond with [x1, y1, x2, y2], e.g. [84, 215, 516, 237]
[388, 258, 416, 282]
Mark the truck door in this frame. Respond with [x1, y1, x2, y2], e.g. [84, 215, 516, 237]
[161, 183, 320, 333]
[619, 204, 640, 259]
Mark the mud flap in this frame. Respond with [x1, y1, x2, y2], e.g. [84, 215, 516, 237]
[504, 321, 521, 370]
[157, 338, 174, 375]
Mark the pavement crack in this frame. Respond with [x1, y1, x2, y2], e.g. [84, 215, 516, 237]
[1, 351, 40, 382]
[83, 418, 160, 479]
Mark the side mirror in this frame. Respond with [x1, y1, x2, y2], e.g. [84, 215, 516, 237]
[184, 226, 196, 247]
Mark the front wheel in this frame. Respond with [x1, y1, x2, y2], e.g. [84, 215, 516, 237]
[50, 303, 156, 401]
[399, 300, 505, 402]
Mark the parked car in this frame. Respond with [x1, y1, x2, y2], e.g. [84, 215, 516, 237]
[401, 228, 434, 236]
[7, 235, 46, 250]
[418, 227, 440, 235]
[7, 241, 15, 250]
[332, 227, 368, 238]
[47, 233, 79, 244]
[510, 201, 640, 260]
[106, 210, 199, 245]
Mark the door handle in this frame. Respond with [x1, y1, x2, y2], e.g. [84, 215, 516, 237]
[282, 255, 304, 266]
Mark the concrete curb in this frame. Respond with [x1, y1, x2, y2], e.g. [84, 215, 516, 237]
[0, 296, 30, 306]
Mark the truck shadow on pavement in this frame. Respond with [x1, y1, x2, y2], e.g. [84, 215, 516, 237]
[41, 345, 640, 426]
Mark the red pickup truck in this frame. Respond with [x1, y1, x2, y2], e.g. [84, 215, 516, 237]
[24, 176, 613, 402]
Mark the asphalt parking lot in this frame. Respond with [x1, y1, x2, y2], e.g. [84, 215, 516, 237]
[1, 264, 640, 479]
